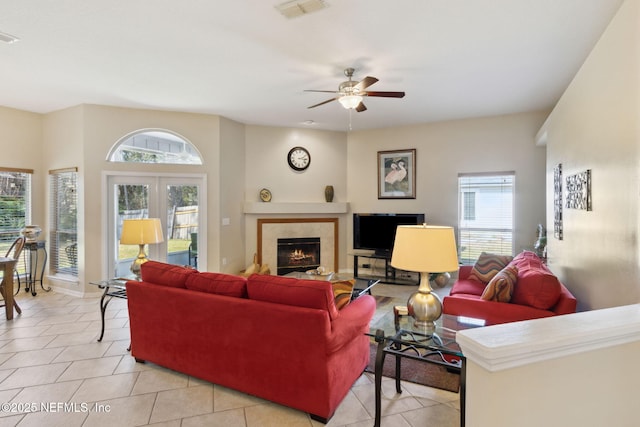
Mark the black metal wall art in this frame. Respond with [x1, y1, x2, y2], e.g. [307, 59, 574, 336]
[566, 169, 592, 211]
[553, 164, 563, 240]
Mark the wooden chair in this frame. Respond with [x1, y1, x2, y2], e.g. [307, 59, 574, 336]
[0, 237, 25, 315]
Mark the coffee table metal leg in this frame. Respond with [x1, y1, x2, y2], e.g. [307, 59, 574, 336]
[97, 287, 110, 342]
[374, 329, 386, 427]
[394, 352, 402, 393]
[460, 358, 466, 427]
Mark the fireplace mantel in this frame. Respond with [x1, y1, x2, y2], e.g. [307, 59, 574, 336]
[244, 202, 349, 214]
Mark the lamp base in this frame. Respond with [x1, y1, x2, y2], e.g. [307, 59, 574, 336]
[130, 244, 149, 279]
[407, 272, 443, 329]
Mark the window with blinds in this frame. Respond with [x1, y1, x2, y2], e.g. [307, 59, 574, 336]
[49, 168, 78, 276]
[0, 168, 32, 275]
[458, 172, 514, 264]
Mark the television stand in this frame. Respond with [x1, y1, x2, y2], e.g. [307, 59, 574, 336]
[352, 253, 419, 286]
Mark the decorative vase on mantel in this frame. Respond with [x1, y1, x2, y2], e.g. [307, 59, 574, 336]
[324, 185, 334, 202]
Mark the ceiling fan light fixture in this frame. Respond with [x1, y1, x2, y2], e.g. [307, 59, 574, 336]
[338, 95, 363, 109]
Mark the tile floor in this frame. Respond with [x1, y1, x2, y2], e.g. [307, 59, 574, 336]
[0, 282, 460, 427]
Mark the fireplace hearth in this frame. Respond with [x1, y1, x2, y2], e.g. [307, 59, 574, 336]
[277, 237, 321, 275]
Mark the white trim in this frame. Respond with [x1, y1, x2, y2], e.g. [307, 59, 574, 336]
[244, 202, 349, 214]
[457, 304, 640, 371]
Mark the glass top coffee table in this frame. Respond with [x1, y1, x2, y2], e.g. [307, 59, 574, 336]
[369, 304, 485, 427]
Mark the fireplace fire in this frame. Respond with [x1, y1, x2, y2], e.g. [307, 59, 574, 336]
[277, 237, 321, 275]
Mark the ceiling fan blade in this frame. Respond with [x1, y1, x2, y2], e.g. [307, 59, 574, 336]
[355, 102, 367, 112]
[308, 97, 338, 109]
[364, 91, 405, 98]
[354, 76, 378, 92]
[304, 90, 340, 94]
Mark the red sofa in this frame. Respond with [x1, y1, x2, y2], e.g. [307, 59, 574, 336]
[126, 261, 376, 423]
[442, 251, 577, 325]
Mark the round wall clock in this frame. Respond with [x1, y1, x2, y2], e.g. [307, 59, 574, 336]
[287, 146, 311, 171]
[259, 188, 272, 202]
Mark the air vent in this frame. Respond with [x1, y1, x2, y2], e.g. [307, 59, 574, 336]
[0, 31, 19, 44]
[275, 0, 329, 19]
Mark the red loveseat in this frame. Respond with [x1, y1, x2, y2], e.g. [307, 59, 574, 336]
[126, 261, 376, 423]
[442, 251, 577, 325]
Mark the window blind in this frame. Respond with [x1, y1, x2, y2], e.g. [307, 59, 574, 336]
[49, 168, 78, 276]
[0, 168, 32, 275]
[458, 172, 514, 264]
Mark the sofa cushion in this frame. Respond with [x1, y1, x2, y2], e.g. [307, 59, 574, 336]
[511, 260, 562, 309]
[246, 274, 339, 320]
[185, 272, 247, 298]
[140, 261, 197, 288]
[481, 265, 518, 302]
[331, 279, 355, 310]
[468, 252, 514, 284]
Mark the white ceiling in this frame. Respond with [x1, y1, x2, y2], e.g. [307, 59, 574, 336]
[0, 0, 624, 131]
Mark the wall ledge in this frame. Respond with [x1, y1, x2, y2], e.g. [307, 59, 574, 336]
[457, 304, 640, 371]
[244, 202, 349, 214]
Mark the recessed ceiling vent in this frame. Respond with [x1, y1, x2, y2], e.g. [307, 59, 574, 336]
[275, 0, 329, 19]
[0, 31, 19, 44]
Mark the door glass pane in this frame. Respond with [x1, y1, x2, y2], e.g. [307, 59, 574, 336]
[166, 185, 199, 268]
[115, 184, 149, 277]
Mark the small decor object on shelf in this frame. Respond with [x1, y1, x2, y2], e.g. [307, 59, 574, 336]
[324, 185, 334, 202]
[21, 225, 42, 242]
[259, 188, 272, 202]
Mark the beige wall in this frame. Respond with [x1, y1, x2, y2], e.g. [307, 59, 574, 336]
[544, 0, 640, 310]
[464, 2, 640, 425]
[0, 106, 45, 227]
[347, 111, 549, 270]
[466, 339, 640, 427]
[42, 106, 85, 292]
[219, 117, 246, 274]
[38, 105, 225, 292]
[243, 125, 349, 268]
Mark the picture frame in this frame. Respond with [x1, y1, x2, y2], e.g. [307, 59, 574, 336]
[378, 149, 416, 199]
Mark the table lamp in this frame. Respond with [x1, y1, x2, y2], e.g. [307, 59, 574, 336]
[391, 224, 459, 329]
[120, 218, 164, 279]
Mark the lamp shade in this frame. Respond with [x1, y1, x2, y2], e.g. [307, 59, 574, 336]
[120, 218, 164, 245]
[390, 225, 458, 273]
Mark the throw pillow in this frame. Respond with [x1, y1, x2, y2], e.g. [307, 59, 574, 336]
[331, 279, 355, 310]
[468, 252, 514, 284]
[481, 265, 518, 302]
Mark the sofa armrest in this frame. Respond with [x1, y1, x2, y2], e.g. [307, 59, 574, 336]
[552, 284, 578, 315]
[442, 294, 556, 325]
[327, 294, 376, 354]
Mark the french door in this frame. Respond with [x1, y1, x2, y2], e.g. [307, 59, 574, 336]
[106, 174, 205, 278]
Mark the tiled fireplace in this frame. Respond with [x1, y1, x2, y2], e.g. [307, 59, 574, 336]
[257, 218, 338, 274]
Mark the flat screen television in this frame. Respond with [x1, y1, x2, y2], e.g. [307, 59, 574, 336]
[353, 213, 426, 256]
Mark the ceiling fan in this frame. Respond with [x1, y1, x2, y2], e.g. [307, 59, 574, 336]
[305, 68, 405, 112]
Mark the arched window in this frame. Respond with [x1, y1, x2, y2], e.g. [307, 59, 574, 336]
[108, 129, 203, 165]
